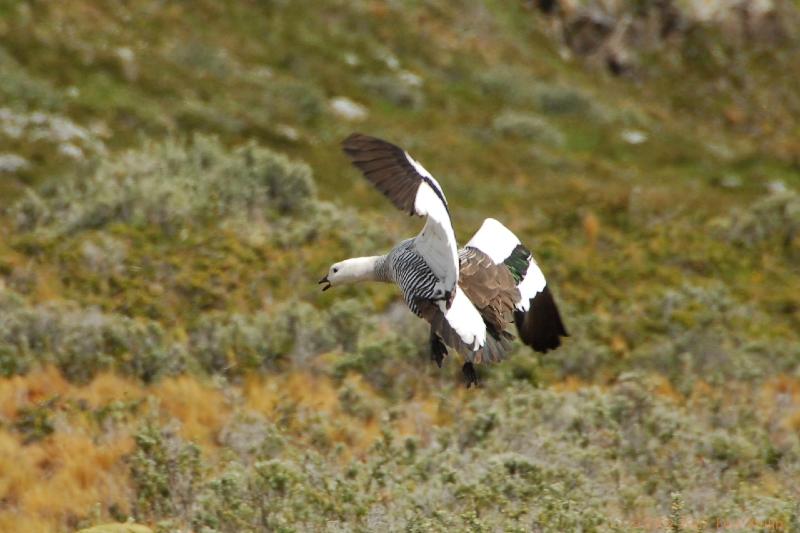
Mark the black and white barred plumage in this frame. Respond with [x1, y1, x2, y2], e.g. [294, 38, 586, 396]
[379, 239, 448, 316]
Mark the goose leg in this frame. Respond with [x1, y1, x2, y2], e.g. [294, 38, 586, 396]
[430, 330, 447, 368]
[462, 362, 479, 388]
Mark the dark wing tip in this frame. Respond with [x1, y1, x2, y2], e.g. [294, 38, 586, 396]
[515, 285, 568, 354]
[341, 132, 369, 149]
[341, 132, 395, 156]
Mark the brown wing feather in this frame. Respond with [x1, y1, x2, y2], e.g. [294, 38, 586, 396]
[341, 133, 422, 215]
[458, 247, 519, 333]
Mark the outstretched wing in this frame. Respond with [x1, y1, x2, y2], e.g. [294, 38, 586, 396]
[465, 218, 568, 353]
[342, 133, 459, 296]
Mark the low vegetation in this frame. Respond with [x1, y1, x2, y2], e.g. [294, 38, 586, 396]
[0, 1, 799, 531]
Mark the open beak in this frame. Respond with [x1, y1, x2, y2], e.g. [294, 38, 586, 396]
[318, 275, 331, 291]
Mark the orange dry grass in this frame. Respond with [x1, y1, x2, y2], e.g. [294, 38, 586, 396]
[650, 375, 683, 403]
[0, 514, 57, 533]
[760, 375, 800, 436]
[72, 372, 145, 409]
[0, 427, 132, 533]
[0, 368, 235, 532]
[19, 433, 133, 521]
[0, 368, 137, 531]
[243, 371, 451, 457]
[152, 375, 230, 447]
[0, 367, 145, 420]
[582, 210, 600, 249]
[244, 371, 381, 455]
[0, 366, 71, 418]
[244, 370, 341, 415]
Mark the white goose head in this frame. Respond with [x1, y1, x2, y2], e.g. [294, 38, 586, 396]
[319, 257, 381, 291]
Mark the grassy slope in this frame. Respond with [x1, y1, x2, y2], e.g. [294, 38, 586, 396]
[0, 1, 799, 531]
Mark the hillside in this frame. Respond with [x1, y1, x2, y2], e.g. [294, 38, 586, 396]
[1, 1, 799, 531]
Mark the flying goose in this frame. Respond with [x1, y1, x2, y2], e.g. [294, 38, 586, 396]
[320, 133, 568, 385]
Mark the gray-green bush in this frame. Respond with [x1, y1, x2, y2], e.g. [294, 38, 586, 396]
[11, 135, 316, 237]
[492, 111, 565, 147]
[0, 289, 186, 383]
[714, 190, 800, 251]
[126, 377, 800, 532]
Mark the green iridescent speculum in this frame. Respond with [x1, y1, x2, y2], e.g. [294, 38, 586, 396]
[504, 244, 530, 283]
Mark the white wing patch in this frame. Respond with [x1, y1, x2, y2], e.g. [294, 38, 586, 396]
[516, 261, 546, 312]
[439, 287, 486, 350]
[466, 218, 520, 264]
[466, 218, 548, 311]
[405, 152, 446, 200]
[406, 152, 459, 292]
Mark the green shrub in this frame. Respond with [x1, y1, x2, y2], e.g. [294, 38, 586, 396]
[492, 111, 565, 146]
[0, 46, 61, 109]
[713, 190, 800, 251]
[129, 421, 201, 527]
[0, 279, 407, 383]
[476, 66, 602, 118]
[189, 302, 339, 376]
[534, 83, 594, 116]
[11, 135, 317, 237]
[189, 312, 294, 375]
[475, 65, 541, 108]
[218, 412, 286, 458]
[627, 282, 799, 387]
[360, 74, 425, 109]
[265, 79, 326, 125]
[14, 396, 57, 443]
[167, 40, 236, 80]
[120, 379, 800, 531]
[0, 288, 184, 383]
[193, 464, 257, 533]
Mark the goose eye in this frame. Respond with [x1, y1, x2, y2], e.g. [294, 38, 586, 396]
[333, 267, 339, 273]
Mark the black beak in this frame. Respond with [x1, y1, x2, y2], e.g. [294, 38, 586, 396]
[318, 275, 331, 291]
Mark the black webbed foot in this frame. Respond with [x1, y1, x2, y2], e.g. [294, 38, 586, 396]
[462, 362, 479, 388]
[430, 331, 447, 368]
